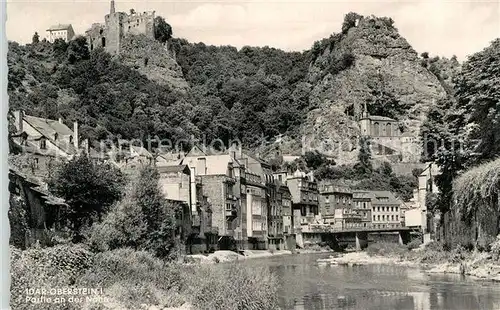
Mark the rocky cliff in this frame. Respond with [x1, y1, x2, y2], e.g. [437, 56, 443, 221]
[300, 14, 447, 164]
[118, 35, 190, 92]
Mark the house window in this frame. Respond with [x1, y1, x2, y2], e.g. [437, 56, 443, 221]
[396, 215, 399, 221]
[391, 215, 394, 221]
[325, 196, 330, 203]
[391, 207, 394, 212]
[377, 215, 380, 221]
[34, 158, 39, 169]
[377, 207, 380, 212]
[102, 37, 106, 47]
[395, 207, 398, 212]
[382, 215, 385, 221]
[40, 139, 46, 149]
[226, 204, 232, 211]
[301, 206, 306, 217]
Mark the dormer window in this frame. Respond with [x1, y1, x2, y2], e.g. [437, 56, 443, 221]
[40, 138, 47, 149]
[54, 133, 58, 141]
[69, 135, 73, 144]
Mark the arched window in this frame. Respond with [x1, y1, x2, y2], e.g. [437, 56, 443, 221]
[101, 37, 106, 47]
[373, 122, 380, 136]
[386, 123, 392, 136]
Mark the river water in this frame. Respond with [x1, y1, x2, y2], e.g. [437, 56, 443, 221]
[241, 253, 500, 310]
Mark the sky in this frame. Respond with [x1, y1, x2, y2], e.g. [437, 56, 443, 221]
[5, 0, 500, 61]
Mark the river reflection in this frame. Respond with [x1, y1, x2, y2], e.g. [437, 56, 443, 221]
[239, 253, 500, 310]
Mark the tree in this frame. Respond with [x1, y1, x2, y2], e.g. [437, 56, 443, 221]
[154, 16, 173, 43]
[378, 161, 393, 176]
[67, 35, 90, 64]
[9, 195, 30, 249]
[32, 32, 40, 44]
[454, 39, 500, 165]
[303, 150, 331, 171]
[420, 52, 429, 59]
[48, 155, 125, 241]
[90, 166, 179, 258]
[53, 38, 68, 58]
[354, 136, 373, 176]
[342, 12, 362, 34]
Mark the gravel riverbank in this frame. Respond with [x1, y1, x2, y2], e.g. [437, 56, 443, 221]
[318, 251, 500, 282]
[186, 248, 333, 264]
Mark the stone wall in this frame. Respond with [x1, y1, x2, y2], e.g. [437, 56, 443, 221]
[199, 175, 227, 236]
[87, 10, 155, 55]
[158, 171, 190, 204]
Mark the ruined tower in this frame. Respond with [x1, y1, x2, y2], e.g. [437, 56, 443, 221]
[85, 0, 156, 55]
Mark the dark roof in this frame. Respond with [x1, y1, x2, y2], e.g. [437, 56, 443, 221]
[23, 115, 78, 155]
[46, 24, 73, 31]
[368, 115, 397, 122]
[370, 191, 401, 205]
[157, 165, 190, 174]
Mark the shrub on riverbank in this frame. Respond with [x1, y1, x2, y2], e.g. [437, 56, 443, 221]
[365, 241, 471, 265]
[11, 245, 281, 310]
[77, 248, 187, 309]
[366, 242, 408, 257]
[183, 263, 280, 310]
[10, 244, 92, 310]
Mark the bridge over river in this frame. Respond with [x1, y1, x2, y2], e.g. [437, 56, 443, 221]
[296, 225, 417, 250]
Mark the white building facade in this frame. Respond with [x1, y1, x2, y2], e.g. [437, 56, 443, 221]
[46, 24, 75, 43]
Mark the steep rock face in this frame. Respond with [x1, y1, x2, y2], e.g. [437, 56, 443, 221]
[118, 35, 190, 92]
[301, 15, 447, 164]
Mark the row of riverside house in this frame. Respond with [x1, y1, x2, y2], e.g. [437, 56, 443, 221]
[8, 110, 409, 252]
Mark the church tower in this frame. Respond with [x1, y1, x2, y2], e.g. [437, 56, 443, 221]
[359, 102, 371, 136]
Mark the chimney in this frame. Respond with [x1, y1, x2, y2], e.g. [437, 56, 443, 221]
[82, 139, 90, 154]
[110, 0, 115, 14]
[13, 110, 23, 133]
[58, 117, 63, 124]
[73, 121, 79, 149]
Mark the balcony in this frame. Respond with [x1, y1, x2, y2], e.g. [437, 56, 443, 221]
[225, 206, 237, 219]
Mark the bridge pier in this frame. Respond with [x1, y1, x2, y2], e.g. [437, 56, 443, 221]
[398, 230, 411, 245]
[355, 231, 368, 251]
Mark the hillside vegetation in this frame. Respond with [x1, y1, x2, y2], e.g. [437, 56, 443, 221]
[7, 12, 474, 172]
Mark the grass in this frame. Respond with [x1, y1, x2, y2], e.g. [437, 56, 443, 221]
[10, 245, 281, 310]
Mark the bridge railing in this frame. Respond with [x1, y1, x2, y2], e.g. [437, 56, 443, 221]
[302, 223, 406, 233]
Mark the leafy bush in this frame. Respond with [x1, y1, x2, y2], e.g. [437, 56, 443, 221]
[342, 12, 362, 34]
[406, 238, 422, 250]
[10, 244, 92, 310]
[183, 263, 280, 310]
[424, 241, 445, 252]
[490, 235, 500, 260]
[77, 248, 186, 309]
[366, 242, 408, 257]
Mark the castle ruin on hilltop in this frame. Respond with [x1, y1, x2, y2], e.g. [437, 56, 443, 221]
[85, 0, 155, 55]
